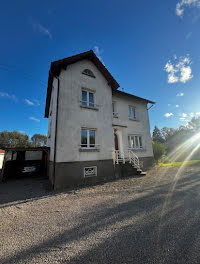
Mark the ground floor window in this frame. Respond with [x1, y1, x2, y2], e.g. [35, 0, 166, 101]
[81, 128, 96, 148]
[84, 166, 97, 177]
[128, 135, 143, 149]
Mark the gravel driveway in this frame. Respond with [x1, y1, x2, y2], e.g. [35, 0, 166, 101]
[1, 165, 200, 264]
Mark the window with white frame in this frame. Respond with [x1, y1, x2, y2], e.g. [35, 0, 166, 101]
[81, 89, 95, 108]
[112, 101, 118, 117]
[129, 105, 136, 120]
[128, 135, 143, 149]
[84, 166, 97, 177]
[81, 128, 96, 148]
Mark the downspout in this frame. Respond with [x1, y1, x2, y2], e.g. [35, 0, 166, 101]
[52, 75, 60, 188]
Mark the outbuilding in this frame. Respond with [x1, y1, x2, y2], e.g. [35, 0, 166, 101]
[0, 147, 49, 182]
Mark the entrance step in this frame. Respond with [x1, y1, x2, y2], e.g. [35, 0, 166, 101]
[119, 162, 146, 178]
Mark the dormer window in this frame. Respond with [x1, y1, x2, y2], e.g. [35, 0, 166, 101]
[82, 69, 96, 78]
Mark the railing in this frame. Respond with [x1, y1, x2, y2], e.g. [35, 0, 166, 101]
[112, 150, 125, 164]
[112, 150, 140, 169]
[128, 150, 140, 169]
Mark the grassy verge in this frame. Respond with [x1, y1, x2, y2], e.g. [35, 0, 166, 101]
[158, 160, 200, 167]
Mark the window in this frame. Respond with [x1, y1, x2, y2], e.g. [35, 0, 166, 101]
[81, 90, 95, 108]
[82, 69, 96, 78]
[128, 135, 143, 149]
[112, 101, 118, 118]
[84, 166, 97, 177]
[81, 128, 96, 148]
[129, 106, 136, 120]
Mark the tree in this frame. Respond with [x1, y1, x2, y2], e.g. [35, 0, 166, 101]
[152, 141, 165, 161]
[0, 130, 30, 148]
[152, 126, 164, 143]
[161, 127, 176, 142]
[31, 134, 47, 147]
[187, 117, 200, 132]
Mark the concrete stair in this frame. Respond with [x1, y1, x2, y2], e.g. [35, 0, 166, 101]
[120, 162, 146, 177]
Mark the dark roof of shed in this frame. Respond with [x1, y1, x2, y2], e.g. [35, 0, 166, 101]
[113, 90, 155, 105]
[4, 147, 49, 152]
[45, 50, 120, 117]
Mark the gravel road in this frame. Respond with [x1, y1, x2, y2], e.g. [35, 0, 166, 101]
[0, 165, 200, 264]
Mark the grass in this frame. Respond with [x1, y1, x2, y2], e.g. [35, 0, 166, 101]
[158, 160, 200, 167]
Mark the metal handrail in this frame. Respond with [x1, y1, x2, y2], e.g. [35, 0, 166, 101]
[112, 150, 140, 169]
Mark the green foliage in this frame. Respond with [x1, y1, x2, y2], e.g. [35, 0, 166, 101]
[0, 131, 47, 149]
[188, 117, 200, 132]
[152, 141, 165, 161]
[152, 126, 164, 143]
[158, 160, 200, 167]
[31, 134, 47, 147]
[0, 130, 30, 148]
[161, 127, 176, 142]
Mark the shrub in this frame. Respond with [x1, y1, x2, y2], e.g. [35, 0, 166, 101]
[152, 141, 165, 161]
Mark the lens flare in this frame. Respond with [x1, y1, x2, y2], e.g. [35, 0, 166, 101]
[158, 132, 200, 240]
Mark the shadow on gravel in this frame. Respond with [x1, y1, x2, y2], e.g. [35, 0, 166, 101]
[0, 177, 56, 208]
[1, 168, 200, 264]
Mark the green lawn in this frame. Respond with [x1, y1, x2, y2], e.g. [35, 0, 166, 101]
[158, 160, 200, 167]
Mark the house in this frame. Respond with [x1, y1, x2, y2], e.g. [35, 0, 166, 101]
[45, 50, 155, 189]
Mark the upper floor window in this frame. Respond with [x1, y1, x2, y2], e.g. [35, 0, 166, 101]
[129, 105, 136, 120]
[82, 69, 96, 78]
[81, 89, 94, 108]
[81, 128, 96, 148]
[112, 101, 118, 118]
[128, 135, 143, 149]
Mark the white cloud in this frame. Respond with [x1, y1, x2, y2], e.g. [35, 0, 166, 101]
[33, 99, 40, 106]
[94, 46, 105, 65]
[25, 99, 34, 106]
[181, 113, 188, 118]
[30, 18, 52, 39]
[175, 104, 180, 108]
[176, 92, 184, 96]
[176, 0, 200, 17]
[196, 112, 200, 116]
[24, 98, 40, 106]
[164, 55, 193, 84]
[29, 117, 40, 122]
[0, 91, 17, 102]
[164, 113, 174, 117]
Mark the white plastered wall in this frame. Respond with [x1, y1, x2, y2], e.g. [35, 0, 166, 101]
[112, 93, 153, 158]
[47, 78, 58, 161]
[55, 59, 114, 162]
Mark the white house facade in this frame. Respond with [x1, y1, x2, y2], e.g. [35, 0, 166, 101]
[45, 50, 155, 189]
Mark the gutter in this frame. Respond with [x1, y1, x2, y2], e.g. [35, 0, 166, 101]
[147, 103, 155, 111]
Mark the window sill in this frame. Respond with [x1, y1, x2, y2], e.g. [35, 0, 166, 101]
[79, 148, 100, 152]
[129, 118, 139, 121]
[80, 105, 99, 111]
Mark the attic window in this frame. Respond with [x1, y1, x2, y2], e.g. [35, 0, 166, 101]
[82, 69, 96, 78]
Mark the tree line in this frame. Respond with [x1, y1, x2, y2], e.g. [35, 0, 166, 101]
[0, 131, 47, 149]
[152, 116, 200, 161]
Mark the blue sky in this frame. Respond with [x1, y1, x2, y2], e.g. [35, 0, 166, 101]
[0, 0, 200, 136]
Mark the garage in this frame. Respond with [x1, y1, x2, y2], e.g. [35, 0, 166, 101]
[0, 147, 49, 182]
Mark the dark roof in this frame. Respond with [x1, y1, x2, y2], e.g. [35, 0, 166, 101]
[45, 50, 120, 117]
[113, 90, 155, 105]
[4, 147, 49, 152]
